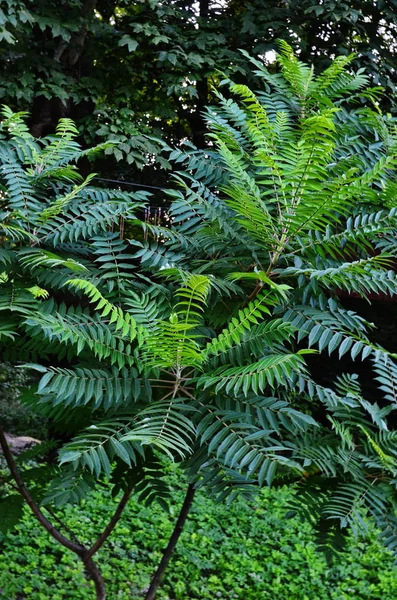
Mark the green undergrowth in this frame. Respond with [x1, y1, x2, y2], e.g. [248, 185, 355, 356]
[0, 477, 396, 600]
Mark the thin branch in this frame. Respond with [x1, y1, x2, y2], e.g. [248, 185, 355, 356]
[159, 388, 178, 402]
[0, 426, 108, 599]
[245, 280, 265, 304]
[84, 555, 107, 600]
[44, 506, 83, 546]
[0, 426, 85, 556]
[145, 484, 196, 600]
[85, 486, 133, 560]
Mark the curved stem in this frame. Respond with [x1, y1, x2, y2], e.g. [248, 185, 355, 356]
[44, 505, 83, 546]
[0, 426, 107, 600]
[0, 426, 85, 555]
[145, 484, 196, 600]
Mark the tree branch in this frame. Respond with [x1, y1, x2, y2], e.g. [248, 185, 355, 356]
[44, 506, 83, 546]
[0, 425, 108, 599]
[85, 486, 133, 560]
[0, 426, 85, 555]
[84, 555, 107, 600]
[145, 484, 196, 600]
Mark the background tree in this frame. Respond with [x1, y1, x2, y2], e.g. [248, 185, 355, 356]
[1, 0, 397, 183]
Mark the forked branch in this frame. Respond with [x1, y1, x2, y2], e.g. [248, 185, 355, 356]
[0, 426, 133, 600]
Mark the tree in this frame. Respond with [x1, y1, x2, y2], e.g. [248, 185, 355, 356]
[2, 45, 397, 599]
[1, 0, 397, 182]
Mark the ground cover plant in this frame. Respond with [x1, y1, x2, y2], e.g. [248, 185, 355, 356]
[1, 474, 397, 600]
[1, 43, 397, 599]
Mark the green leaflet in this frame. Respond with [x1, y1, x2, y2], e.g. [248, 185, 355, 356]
[199, 353, 305, 396]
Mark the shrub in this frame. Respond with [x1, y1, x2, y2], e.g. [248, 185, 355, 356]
[0, 479, 396, 600]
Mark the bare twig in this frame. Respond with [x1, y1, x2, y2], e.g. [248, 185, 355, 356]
[145, 484, 196, 600]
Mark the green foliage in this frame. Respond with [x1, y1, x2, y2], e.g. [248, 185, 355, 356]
[0, 495, 24, 535]
[144, 45, 397, 555]
[0, 104, 148, 370]
[0, 479, 397, 599]
[2, 0, 397, 184]
[3, 46, 397, 574]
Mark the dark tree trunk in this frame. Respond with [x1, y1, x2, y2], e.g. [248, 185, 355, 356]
[29, 0, 98, 137]
[84, 555, 107, 600]
[191, 0, 210, 148]
[192, 78, 209, 148]
[145, 484, 196, 600]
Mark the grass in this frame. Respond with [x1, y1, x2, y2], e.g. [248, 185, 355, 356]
[1, 472, 397, 600]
